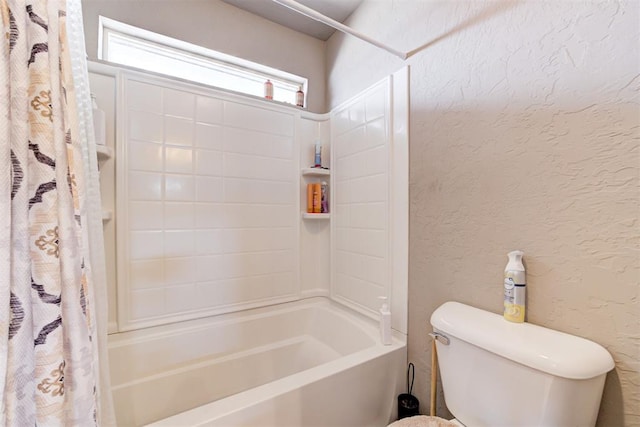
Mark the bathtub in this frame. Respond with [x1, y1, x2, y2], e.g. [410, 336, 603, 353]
[108, 297, 407, 426]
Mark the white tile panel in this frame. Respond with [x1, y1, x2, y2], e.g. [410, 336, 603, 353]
[164, 146, 193, 174]
[129, 201, 163, 230]
[195, 280, 246, 307]
[164, 88, 195, 119]
[365, 86, 386, 121]
[164, 174, 195, 201]
[331, 78, 391, 318]
[223, 127, 293, 159]
[332, 108, 350, 136]
[165, 284, 197, 313]
[222, 228, 295, 253]
[349, 202, 386, 230]
[129, 259, 164, 290]
[128, 140, 163, 172]
[129, 110, 163, 143]
[333, 126, 366, 159]
[334, 273, 382, 312]
[224, 179, 294, 205]
[366, 118, 387, 148]
[164, 230, 195, 258]
[128, 172, 162, 201]
[195, 123, 223, 151]
[120, 74, 298, 328]
[223, 153, 293, 181]
[362, 146, 388, 177]
[130, 289, 165, 320]
[130, 231, 163, 260]
[127, 80, 163, 114]
[223, 205, 295, 228]
[335, 250, 386, 288]
[224, 204, 298, 228]
[195, 150, 223, 176]
[335, 228, 386, 258]
[224, 102, 294, 136]
[165, 116, 194, 146]
[195, 230, 224, 255]
[347, 174, 387, 203]
[195, 177, 223, 202]
[194, 272, 296, 307]
[195, 255, 225, 282]
[349, 100, 366, 127]
[164, 203, 195, 230]
[222, 250, 293, 278]
[196, 96, 223, 124]
[195, 203, 226, 228]
[163, 257, 196, 285]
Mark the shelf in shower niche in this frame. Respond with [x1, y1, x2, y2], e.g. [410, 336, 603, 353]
[101, 210, 113, 222]
[302, 213, 330, 220]
[301, 168, 330, 177]
[96, 145, 113, 161]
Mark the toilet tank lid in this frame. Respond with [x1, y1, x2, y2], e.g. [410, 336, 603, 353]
[430, 302, 615, 380]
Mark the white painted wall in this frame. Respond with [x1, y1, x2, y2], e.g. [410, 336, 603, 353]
[326, 1, 639, 426]
[82, 0, 327, 113]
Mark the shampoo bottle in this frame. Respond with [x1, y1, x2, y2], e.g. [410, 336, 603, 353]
[503, 250, 526, 323]
[296, 86, 304, 108]
[314, 140, 322, 168]
[264, 80, 273, 100]
[379, 296, 392, 345]
[320, 181, 329, 213]
[91, 93, 106, 146]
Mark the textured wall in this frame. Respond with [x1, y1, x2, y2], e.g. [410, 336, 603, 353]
[82, 0, 327, 112]
[326, 1, 639, 426]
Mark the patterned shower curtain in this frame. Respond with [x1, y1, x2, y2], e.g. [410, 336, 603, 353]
[0, 0, 113, 425]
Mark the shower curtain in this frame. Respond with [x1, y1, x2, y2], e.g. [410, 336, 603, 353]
[0, 0, 114, 424]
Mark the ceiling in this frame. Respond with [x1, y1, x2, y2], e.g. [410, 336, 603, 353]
[222, 0, 362, 41]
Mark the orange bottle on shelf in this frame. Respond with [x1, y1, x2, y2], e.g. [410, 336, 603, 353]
[312, 183, 322, 213]
[306, 183, 314, 213]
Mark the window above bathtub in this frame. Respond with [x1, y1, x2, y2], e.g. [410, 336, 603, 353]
[98, 17, 308, 107]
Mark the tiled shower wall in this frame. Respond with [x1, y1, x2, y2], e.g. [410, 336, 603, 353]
[331, 79, 391, 315]
[119, 73, 299, 329]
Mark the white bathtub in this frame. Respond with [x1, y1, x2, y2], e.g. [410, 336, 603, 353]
[108, 297, 407, 426]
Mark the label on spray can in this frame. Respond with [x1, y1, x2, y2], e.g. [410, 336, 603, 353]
[504, 272, 525, 322]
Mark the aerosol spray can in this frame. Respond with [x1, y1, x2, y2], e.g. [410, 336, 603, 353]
[503, 250, 526, 323]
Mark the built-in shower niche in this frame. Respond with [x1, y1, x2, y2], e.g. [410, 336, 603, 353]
[89, 62, 407, 334]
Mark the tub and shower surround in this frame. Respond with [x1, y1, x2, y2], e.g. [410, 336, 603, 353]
[331, 70, 409, 333]
[91, 63, 408, 425]
[113, 67, 408, 333]
[118, 72, 300, 330]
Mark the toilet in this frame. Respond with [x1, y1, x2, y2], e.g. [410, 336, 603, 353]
[394, 301, 614, 427]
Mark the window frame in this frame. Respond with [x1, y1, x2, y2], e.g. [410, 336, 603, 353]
[98, 16, 308, 107]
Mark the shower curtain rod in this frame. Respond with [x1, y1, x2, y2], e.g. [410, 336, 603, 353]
[271, 0, 408, 60]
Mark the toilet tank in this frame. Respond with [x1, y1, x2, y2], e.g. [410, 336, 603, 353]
[430, 302, 614, 427]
